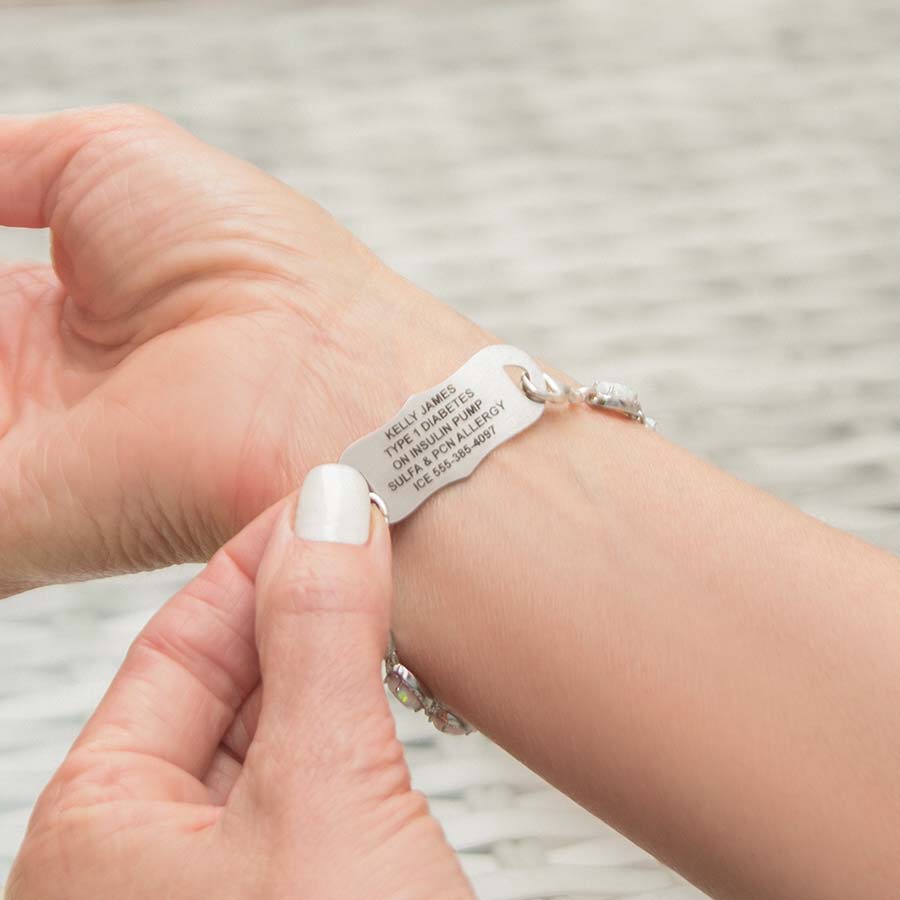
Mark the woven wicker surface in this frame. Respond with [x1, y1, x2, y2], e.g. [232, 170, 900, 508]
[1, 1, 899, 896]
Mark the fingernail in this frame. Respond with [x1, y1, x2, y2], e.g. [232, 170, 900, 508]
[295, 463, 371, 544]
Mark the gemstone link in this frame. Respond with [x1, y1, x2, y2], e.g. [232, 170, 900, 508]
[383, 643, 474, 735]
[429, 707, 474, 735]
[384, 664, 426, 712]
[589, 381, 642, 417]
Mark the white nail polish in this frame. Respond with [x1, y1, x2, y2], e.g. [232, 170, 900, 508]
[295, 464, 371, 544]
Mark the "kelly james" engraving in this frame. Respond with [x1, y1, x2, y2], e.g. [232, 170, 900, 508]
[383, 384, 473, 440]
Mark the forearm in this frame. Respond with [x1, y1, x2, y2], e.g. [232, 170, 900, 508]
[383, 331, 900, 899]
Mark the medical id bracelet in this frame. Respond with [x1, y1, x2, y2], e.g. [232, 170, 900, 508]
[338, 344, 656, 736]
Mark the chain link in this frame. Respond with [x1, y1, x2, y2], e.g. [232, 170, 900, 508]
[383, 634, 474, 735]
[383, 363, 656, 735]
[520, 370, 657, 431]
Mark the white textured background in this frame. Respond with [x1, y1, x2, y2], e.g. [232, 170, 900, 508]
[1, 2, 899, 897]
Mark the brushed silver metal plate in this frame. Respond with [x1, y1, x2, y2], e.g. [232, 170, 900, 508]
[339, 344, 545, 522]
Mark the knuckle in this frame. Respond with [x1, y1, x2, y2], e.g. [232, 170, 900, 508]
[269, 549, 377, 618]
[247, 719, 410, 822]
[71, 102, 171, 136]
[271, 569, 343, 616]
[46, 105, 175, 175]
[40, 104, 181, 225]
[52, 747, 122, 809]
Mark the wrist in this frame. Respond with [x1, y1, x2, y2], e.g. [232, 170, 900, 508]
[216, 263, 494, 555]
[387, 386, 618, 698]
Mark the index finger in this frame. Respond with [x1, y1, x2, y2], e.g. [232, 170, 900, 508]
[68, 496, 284, 785]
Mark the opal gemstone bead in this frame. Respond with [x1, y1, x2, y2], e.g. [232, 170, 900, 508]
[384, 665, 425, 712]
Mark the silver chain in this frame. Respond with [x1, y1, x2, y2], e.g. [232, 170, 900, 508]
[520, 370, 657, 431]
[383, 368, 656, 735]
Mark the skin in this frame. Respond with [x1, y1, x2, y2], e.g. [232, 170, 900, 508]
[6, 492, 474, 899]
[0, 104, 485, 594]
[3, 105, 900, 898]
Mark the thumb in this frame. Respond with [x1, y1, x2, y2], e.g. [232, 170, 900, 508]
[246, 463, 397, 793]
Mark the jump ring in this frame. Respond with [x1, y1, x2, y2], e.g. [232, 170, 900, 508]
[520, 370, 569, 404]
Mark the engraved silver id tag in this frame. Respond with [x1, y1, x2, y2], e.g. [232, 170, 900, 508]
[339, 344, 546, 522]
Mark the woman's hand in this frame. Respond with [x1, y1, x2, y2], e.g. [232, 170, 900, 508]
[0, 104, 487, 595]
[7, 463, 473, 900]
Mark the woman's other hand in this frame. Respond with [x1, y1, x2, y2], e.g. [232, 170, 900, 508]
[7, 463, 472, 900]
[0, 105, 486, 595]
